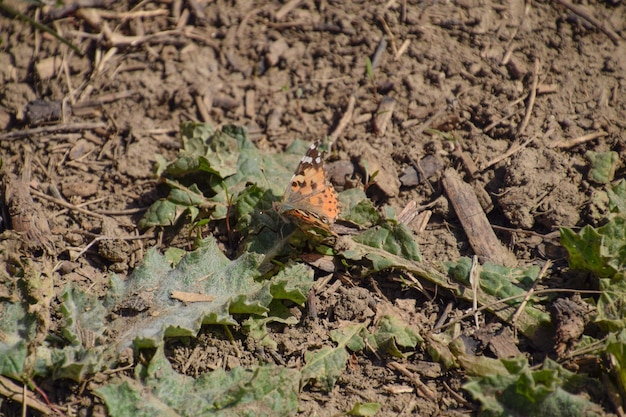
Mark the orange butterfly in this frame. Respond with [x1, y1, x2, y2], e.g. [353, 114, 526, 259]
[274, 142, 339, 236]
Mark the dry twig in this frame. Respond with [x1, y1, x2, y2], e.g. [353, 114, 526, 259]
[329, 95, 356, 143]
[548, 131, 608, 149]
[556, 0, 620, 45]
[442, 168, 516, 266]
[501, 1, 531, 65]
[511, 261, 551, 327]
[30, 189, 105, 219]
[0, 376, 56, 416]
[377, 15, 398, 56]
[517, 58, 540, 136]
[480, 134, 535, 172]
[388, 361, 436, 401]
[275, 0, 303, 20]
[0, 122, 107, 141]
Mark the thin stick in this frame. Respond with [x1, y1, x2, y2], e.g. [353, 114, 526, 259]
[237, 7, 264, 38]
[73, 91, 136, 109]
[556, 0, 620, 45]
[395, 39, 410, 60]
[0, 376, 55, 415]
[329, 94, 356, 143]
[94, 207, 148, 215]
[45, 0, 113, 20]
[96, 9, 168, 19]
[377, 16, 398, 56]
[501, 1, 530, 65]
[413, 104, 447, 136]
[469, 256, 481, 329]
[432, 288, 603, 333]
[442, 168, 515, 266]
[511, 260, 551, 327]
[442, 381, 473, 408]
[71, 234, 147, 261]
[517, 58, 540, 136]
[483, 108, 524, 132]
[434, 301, 454, 329]
[388, 361, 436, 401]
[275, 0, 302, 20]
[549, 130, 608, 149]
[480, 134, 535, 171]
[222, 325, 243, 358]
[30, 189, 105, 219]
[492, 224, 560, 240]
[0, 2, 82, 55]
[0, 122, 107, 141]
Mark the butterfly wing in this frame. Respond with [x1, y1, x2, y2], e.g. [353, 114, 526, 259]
[277, 142, 339, 233]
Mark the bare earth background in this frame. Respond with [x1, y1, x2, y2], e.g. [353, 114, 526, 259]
[1, 0, 625, 415]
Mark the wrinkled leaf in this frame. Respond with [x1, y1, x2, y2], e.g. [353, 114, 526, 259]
[463, 357, 604, 417]
[97, 347, 299, 417]
[596, 278, 626, 331]
[0, 302, 33, 378]
[338, 188, 381, 227]
[302, 321, 366, 391]
[606, 329, 626, 397]
[366, 315, 421, 358]
[448, 258, 542, 303]
[330, 322, 368, 352]
[106, 237, 310, 349]
[586, 151, 618, 184]
[561, 217, 626, 279]
[61, 286, 107, 347]
[352, 222, 422, 265]
[607, 179, 626, 214]
[301, 346, 348, 392]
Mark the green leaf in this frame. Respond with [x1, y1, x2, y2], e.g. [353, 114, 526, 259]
[463, 357, 604, 417]
[365, 56, 374, 79]
[352, 222, 422, 267]
[242, 303, 298, 350]
[301, 346, 348, 392]
[164, 247, 187, 266]
[347, 402, 382, 416]
[608, 179, 626, 214]
[330, 322, 367, 352]
[448, 336, 507, 375]
[61, 286, 107, 347]
[447, 258, 542, 303]
[181, 121, 215, 153]
[596, 278, 626, 330]
[0, 302, 33, 378]
[138, 199, 183, 228]
[560, 216, 626, 278]
[586, 151, 618, 184]
[338, 188, 381, 227]
[366, 315, 421, 358]
[105, 237, 312, 349]
[97, 347, 299, 417]
[606, 329, 626, 396]
[301, 321, 365, 391]
[269, 263, 314, 304]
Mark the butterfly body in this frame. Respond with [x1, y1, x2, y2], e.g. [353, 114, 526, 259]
[275, 142, 339, 236]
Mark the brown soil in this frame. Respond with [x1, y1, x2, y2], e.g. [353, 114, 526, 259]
[1, 0, 625, 415]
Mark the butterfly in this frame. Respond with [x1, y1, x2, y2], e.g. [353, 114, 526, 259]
[274, 141, 339, 236]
